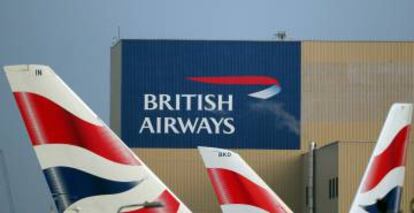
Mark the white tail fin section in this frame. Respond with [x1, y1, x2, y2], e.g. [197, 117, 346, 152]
[198, 146, 293, 213]
[350, 103, 412, 213]
[4, 65, 191, 213]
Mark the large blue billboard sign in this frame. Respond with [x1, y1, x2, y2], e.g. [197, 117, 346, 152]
[120, 40, 301, 149]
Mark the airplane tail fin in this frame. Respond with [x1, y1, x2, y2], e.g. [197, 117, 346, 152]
[350, 103, 412, 213]
[198, 146, 292, 213]
[4, 65, 191, 213]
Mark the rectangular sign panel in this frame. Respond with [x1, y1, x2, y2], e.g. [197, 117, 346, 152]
[120, 40, 301, 149]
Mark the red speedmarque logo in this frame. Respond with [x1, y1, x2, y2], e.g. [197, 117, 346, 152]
[187, 75, 281, 100]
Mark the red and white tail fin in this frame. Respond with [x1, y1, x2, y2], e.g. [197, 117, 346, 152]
[4, 65, 191, 213]
[198, 146, 293, 213]
[350, 103, 412, 213]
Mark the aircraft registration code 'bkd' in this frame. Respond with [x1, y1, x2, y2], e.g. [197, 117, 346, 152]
[218, 151, 232, 157]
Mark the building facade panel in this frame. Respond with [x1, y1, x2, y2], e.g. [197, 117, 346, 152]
[110, 41, 122, 134]
[315, 143, 339, 213]
[111, 40, 414, 212]
[118, 40, 301, 149]
[302, 41, 414, 212]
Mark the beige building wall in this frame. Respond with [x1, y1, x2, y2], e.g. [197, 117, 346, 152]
[302, 41, 414, 212]
[302, 42, 414, 146]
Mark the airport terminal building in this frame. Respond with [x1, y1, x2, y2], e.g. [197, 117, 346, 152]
[110, 40, 414, 212]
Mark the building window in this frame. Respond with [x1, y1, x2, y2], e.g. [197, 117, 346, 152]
[305, 186, 309, 206]
[329, 179, 332, 199]
[329, 177, 338, 200]
[335, 177, 338, 198]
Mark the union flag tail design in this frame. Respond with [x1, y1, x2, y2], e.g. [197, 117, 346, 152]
[198, 146, 293, 213]
[4, 65, 191, 213]
[350, 103, 412, 213]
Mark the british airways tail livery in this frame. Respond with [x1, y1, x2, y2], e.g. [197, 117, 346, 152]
[4, 65, 191, 213]
[350, 103, 412, 213]
[198, 146, 293, 213]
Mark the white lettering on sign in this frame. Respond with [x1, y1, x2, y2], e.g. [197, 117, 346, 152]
[143, 94, 233, 111]
[140, 94, 235, 135]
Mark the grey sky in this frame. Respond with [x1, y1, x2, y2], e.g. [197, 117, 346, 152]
[0, 0, 413, 212]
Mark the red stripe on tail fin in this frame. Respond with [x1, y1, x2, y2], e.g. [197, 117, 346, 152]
[14, 92, 140, 166]
[362, 126, 411, 192]
[208, 168, 287, 213]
